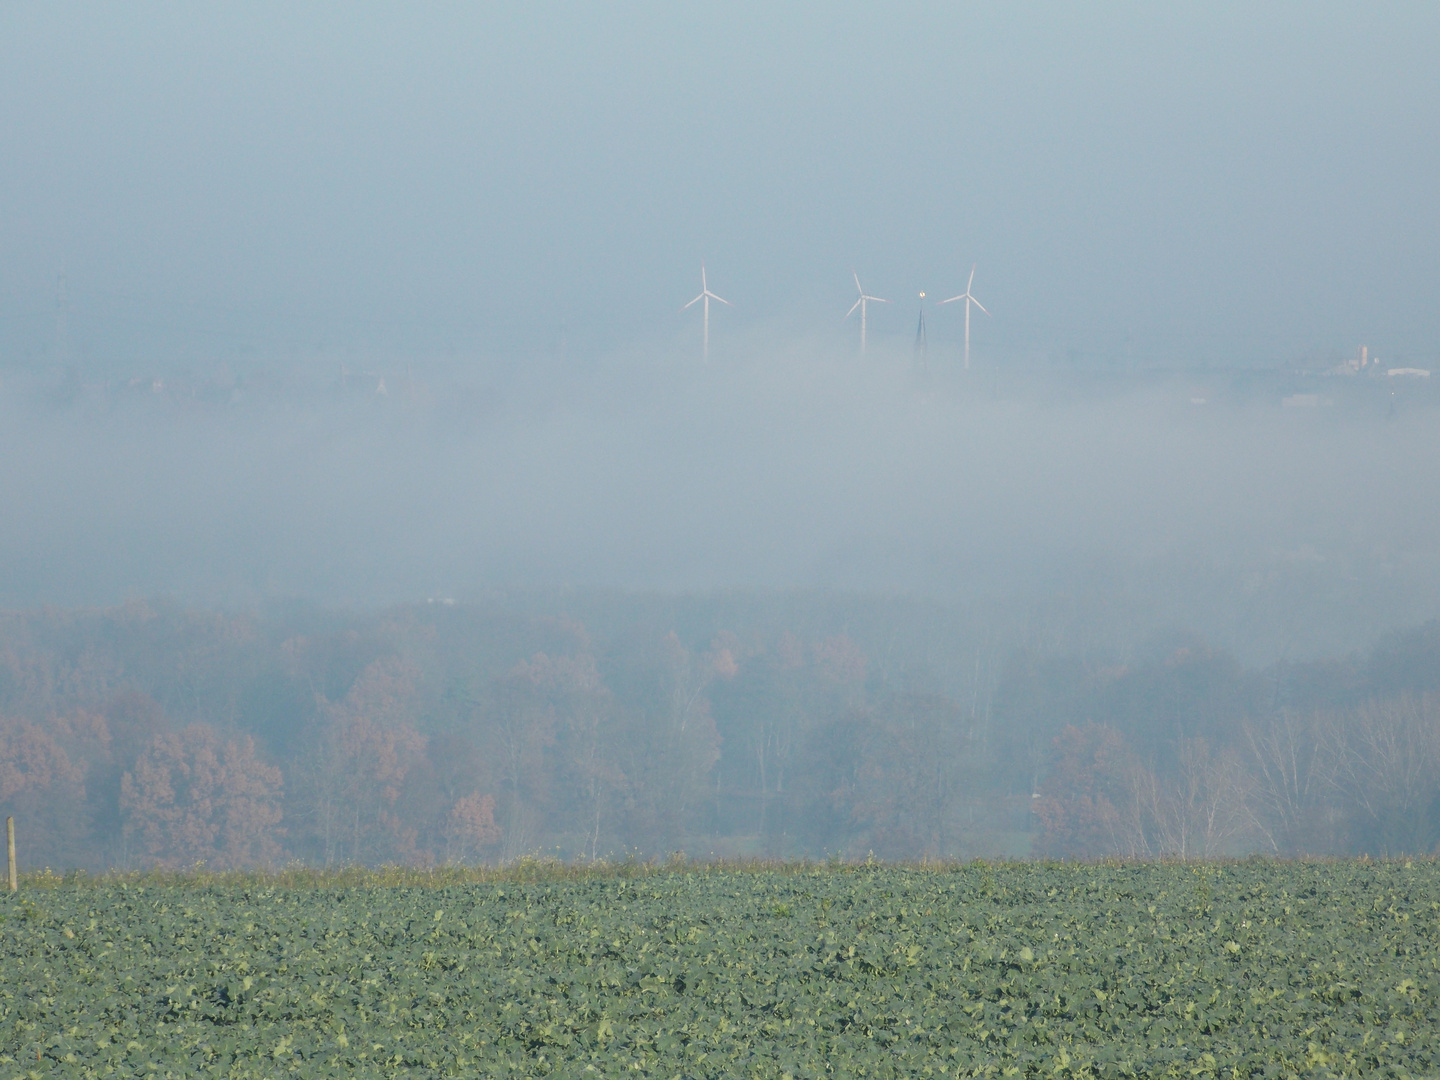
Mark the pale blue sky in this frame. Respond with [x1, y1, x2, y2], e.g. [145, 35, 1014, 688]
[3, 3, 1437, 368]
[3, 5, 1440, 647]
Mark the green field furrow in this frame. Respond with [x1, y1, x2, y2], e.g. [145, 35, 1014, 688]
[2, 862, 1438, 1078]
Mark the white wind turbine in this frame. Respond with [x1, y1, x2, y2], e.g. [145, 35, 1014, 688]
[845, 272, 890, 354]
[939, 264, 989, 369]
[681, 262, 733, 360]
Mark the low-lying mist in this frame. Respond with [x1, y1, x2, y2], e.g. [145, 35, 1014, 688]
[3, 338, 1437, 662]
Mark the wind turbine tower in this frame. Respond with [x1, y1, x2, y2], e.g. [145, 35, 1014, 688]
[940, 264, 989, 370]
[682, 262, 732, 361]
[914, 292, 928, 360]
[845, 272, 890, 354]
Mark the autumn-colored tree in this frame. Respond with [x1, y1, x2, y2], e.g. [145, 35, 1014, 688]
[291, 657, 429, 865]
[529, 652, 624, 861]
[484, 655, 563, 859]
[444, 792, 501, 863]
[333, 654, 426, 728]
[811, 693, 978, 860]
[813, 634, 868, 705]
[1089, 637, 1259, 764]
[393, 731, 497, 863]
[710, 634, 804, 847]
[476, 650, 630, 860]
[711, 631, 868, 852]
[48, 709, 113, 767]
[305, 714, 427, 864]
[615, 633, 722, 854]
[120, 724, 284, 869]
[279, 631, 398, 707]
[1032, 724, 1143, 858]
[211, 735, 288, 867]
[0, 717, 90, 868]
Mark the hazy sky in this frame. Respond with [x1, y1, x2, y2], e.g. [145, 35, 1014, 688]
[3, 3, 1438, 368]
[2, 4, 1439, 658]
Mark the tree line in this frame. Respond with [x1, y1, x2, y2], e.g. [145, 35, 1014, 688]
[1, 596, 1437, 869]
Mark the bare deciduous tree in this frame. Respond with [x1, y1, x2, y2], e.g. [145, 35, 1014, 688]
[1322, 694, 1440, 855]
[1133, 738, 1255, 859]
[1242, 708, 1336, 854]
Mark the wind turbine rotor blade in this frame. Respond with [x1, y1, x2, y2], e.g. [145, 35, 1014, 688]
[853, 271, 863, 294]
[846, 297, 862, 319]
[682, 294, 704, 310]
[938, 295, 965, 305]
[869, 296, 891, 304]
[971, 297, 990, 315]
[711, 293, 733, 306]
[967, 265, 976, 290]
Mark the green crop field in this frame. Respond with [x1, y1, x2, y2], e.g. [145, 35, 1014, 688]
[2, 861, 1438, 1078]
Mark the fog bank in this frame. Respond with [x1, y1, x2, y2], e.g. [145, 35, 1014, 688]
[3, 347, 1436, 662]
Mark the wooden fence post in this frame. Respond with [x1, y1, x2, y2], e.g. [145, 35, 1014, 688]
[6, 817, 15, 892]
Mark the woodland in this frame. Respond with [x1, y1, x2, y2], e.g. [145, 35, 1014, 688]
[0, 593, 1437, 871]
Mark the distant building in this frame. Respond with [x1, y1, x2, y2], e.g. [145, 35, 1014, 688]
[1386, 367, 1431, 378]
[1336, 345, 1373, 375]
[1282, 393, 1320, 408]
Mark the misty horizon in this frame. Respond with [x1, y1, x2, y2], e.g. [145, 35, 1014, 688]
[1, 348, 1436, 666]
[3, 5, 1440, 869]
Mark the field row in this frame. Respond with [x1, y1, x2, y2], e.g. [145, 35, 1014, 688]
[3, 862, 1438, 1078]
